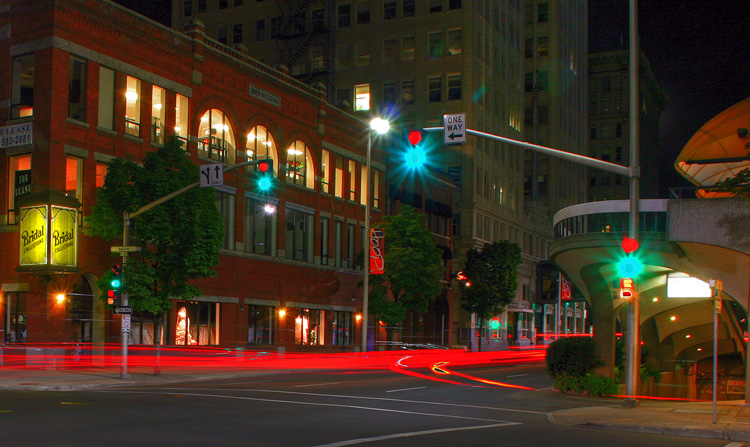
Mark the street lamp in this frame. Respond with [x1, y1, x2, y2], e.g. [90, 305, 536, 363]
[362, 117, 389, 352]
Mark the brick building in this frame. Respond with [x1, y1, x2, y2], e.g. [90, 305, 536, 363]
[0, 0, 456, 351]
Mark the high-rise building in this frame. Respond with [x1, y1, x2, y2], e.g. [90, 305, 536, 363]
[172, 0, 590, 347]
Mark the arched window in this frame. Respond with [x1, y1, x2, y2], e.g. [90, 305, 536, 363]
[286, 140, 315, 189]
[197, 109, 236, 163]
[246, 125, 277, 177]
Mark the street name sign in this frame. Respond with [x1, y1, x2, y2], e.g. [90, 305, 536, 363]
[200, 163, 224, 187]
[111, 246, 141, 255]
[443, 113, 466, 144]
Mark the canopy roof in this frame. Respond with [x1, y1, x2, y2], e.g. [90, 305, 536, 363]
[675, 97, 750, 192]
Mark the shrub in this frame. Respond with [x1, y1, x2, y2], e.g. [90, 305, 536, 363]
[584, 374, 619, 396]
[546, 336, 602, 378]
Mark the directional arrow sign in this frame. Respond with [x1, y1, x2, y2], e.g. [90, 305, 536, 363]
[443, 113, 466, 144]
[113, 306, 133, 315]
[200, 163, 224, 187]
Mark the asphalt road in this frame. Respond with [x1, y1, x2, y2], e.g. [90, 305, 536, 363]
[0, 363, 731, 447]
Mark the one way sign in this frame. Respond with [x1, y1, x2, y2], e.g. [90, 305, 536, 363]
[200, 163, 224, 187]
[443, 113, 466, 144]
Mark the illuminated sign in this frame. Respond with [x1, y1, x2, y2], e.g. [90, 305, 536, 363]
[50, 206, 77, 267]
[666, 273, 712, 298]
[19, 205, 48, 266]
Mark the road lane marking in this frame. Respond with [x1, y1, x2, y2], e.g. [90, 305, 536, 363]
[296, 382, 343, 388]
[534, 387, 553, 392]
[723, 443, 744, 447]
[143, 387, 549, 416]
[506, 374, 528, 378]
[386, 386, 427, 393]
[97, 390, 514, 423]
[310, 422, 521, 447]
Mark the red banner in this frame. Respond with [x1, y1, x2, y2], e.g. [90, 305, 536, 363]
[561, 276, 572, 300]
[369, 229, 384, 274]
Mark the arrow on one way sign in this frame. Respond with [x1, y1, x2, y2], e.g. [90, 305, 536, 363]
[443, 113, 466, 144]
[200, 163, 224, 187]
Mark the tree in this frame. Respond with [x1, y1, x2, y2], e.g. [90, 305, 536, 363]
[366, 205, 443, 341]
[460, 241, 522, 351]
[714, 167, 750, 204]
[86, 136, 224, 343]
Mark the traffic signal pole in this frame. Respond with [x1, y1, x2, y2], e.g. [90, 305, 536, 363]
[117, 158, 271, 379]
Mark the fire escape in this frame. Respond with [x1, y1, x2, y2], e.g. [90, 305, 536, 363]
[274, 0, 334, 99]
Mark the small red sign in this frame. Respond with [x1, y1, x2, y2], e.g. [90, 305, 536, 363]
[369, 229, 384, 274]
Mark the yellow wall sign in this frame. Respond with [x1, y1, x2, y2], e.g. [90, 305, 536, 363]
[51, 206, 77, 267]
[19, 205, 48, 266]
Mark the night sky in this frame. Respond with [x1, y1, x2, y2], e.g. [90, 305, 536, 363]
[115, 0, 750, 190]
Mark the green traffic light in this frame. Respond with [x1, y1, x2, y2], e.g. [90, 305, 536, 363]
[111, 278, 121, 288]
[617, 256, 643, 278]
[405, 146, 426, 169]
[257, 175, 272, 191]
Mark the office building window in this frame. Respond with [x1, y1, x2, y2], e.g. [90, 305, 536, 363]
[183, 0, 192, 17]
[428, 32, 442, 58]
[246, 125, 277, 176]
[384, 0, 396, 20]
[218, 0, 228, 9]
[382, 37, 397, 64]
[175, 94, 189, 142]
[355, 41, 370, 67]
[338, 3, 351, 28]
[334, 220, 343, 267]
[335, 156, 344, 198]
[354, 84, 370, 111]
[402, 79, 415, 105]
[320, 216, 330, 265]
[285, 207, 314, 262]
[124, 76, 141, 137]
[97, 66, 115, 130]
[197, 0, 206, 13]
[448, 74, 462, 100]
[348, 160, 357, 201]
[312, 8, 324, 28]
[428, 76, 442, 102]
[538, 37, 548, 57]
[383, 82, 396, 106]
[215, 190, 236, 250]
[449, 0, 462, 9]
[254, 19, 265, 42]
[401, 35, 415, 61]
[403, 0, 415, 17]
[336, 44, 352, 70]
[538, 3, 548, 22]
[244, 197, 276, 256]
[68, 57, 86, 121]
[217, 26, 228, 44]
[357, 1, 370, 24]
[321, 149, 331, 194]
[447, 29, 462, 55]
[8, 154, 31, 224]
[198, 109, 237, 163]
[346, 223, 356, 268]
[286, 140, 315, 189]
[232, 23, 243, 44]
[11, 53, 35, 119]
[429, 0, 442, 13]
[151, 85, 166, 144]
[270, 16, 281, 37]
[372, 169, 380, 208]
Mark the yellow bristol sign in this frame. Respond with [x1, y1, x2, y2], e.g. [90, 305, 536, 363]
[18, 204, 78, 269]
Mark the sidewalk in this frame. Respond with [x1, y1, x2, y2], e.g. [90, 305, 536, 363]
[3, 363, 750, 441]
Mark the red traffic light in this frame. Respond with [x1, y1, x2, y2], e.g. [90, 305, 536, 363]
[620, 289, 633, 299]
[744, 332, 750, 343]
[622, 237, 639, 254]
[408, 130, 422, 146]
[258, 161, 269, 173]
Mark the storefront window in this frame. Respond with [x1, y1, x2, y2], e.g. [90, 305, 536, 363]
[332, 311, 352, 346]
[247, 304, 275, 344]
[175, 302, 219, 345]
[294, 308, 325, 345]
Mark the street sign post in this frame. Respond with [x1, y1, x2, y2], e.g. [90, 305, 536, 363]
[111, 246, 141, 255]
[443, 113, 466, 144]
[200, 163, 223, 187]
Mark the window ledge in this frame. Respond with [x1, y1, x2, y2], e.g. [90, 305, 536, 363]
[96, 126, 118, 136]
[124, 134, 144, 143]
[66, 118, 89, 128]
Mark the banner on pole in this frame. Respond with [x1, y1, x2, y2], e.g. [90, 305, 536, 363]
[561, 276, 572, 300]
[369, 229, 384, 274]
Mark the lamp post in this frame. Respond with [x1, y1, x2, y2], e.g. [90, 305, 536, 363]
[362, 117, 389, 353]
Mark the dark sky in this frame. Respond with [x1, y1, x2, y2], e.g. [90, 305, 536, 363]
[116, 0, 750, 189]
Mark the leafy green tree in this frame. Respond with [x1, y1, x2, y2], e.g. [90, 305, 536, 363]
[460, 241, 522, 351]
[86, 136, 224, 342]
[366, 205, 443, 341]
[714, 167, 750, 204]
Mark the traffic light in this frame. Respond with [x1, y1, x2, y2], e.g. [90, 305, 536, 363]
[255, 159, 274, 192]
[107, 264, 122, 306]
[617, 256, 643, 279]
[405, 130, 427, 170]
[619, 277, 635, 300]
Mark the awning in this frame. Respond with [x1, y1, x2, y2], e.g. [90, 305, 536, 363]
[675, 97, 750, 196]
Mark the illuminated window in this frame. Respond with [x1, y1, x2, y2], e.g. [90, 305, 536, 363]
[335, 156, 344, 198]
[354, 84, 370, 111]
[95, 162, 107, 188]
[65, 156, 83, 202]
[8, 154, 31, 224]
[286, 140, 314, 189]
[246, 125, 277, 175]
[11, 53, 34, 119]
[175, 94, 189, 142]
[348, 160, 356, 201]
[151, 86, 165, 144]
[360, 165, 367, 206]
[321, 149, 331, 194]
[294, 308, 325, 345]
[372, 169, 380, 208]
[124, 76, 141, 137]
[198, 109, 237, 163]
[68, 57, 86, 121]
